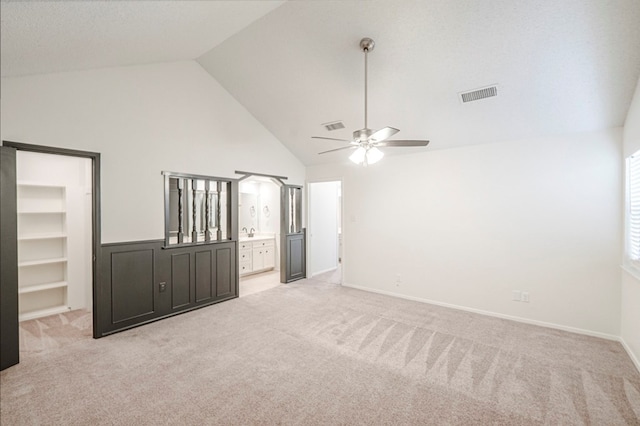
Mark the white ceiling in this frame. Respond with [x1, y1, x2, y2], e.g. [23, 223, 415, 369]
[2, 0, 640, 166]
[0, 1, 284, 77]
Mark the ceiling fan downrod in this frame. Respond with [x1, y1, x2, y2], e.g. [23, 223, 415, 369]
[312, 36, 429, 163]
[360, 37, 375, 133]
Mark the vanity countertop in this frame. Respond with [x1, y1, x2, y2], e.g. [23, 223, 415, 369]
[240, 235, 275, 243]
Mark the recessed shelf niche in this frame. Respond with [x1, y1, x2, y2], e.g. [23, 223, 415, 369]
[16, 183, 69, 321]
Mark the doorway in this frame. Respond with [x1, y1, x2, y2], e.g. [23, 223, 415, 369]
[235, 171, 306, 295]
[238, 176, 282, 296]
[16, 151, 93, 353]
[0, 141, 100, 370]
[308, 180, 342, 284]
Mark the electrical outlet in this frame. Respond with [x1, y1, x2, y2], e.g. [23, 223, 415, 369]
[521, 292, 529, 303]
[159, 282, 167, 293]
[395, 273, 401, 287]
[512, 290, 521, 301]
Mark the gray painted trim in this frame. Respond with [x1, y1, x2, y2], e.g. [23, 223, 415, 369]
[2, 140, 102, 339]
[162, 171, 238, 248]
[280, 184, 306, 283]
[162, 170, 235, 181]
[234, 170, 288, 185]
[0, 147, 19, 370]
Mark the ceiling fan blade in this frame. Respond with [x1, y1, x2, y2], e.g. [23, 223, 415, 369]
[312, 136, 353, 143]
[375, 140, 430, 147]
[369, 126, 399, 142]
[318, 146, 358, 155]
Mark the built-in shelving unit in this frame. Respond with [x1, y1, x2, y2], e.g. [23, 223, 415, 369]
[17, 182, 70, 321]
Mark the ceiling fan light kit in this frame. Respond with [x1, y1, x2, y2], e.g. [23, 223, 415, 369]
[349, 145, 384, 166]
[313, 37, 430, 166]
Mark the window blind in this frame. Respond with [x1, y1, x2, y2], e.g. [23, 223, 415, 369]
[628, 152, 640, 261]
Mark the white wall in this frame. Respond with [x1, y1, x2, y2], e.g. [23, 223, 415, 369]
[307, 129, 622, 336]
[623, 78, 640, 158]
[1, 61, 305, 243]
[309, 181, 340, 276]
[622, 77, 640, 368]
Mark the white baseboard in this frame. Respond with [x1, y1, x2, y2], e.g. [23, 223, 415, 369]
[619, 337, 640, 373]
[342, 282, 620, 341]
[311, 267, 338, 277]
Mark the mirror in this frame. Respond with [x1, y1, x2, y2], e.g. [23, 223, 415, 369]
[239, 192, 258, 232]
[164, 172, 233, 246]
[239, 177, 279, 237]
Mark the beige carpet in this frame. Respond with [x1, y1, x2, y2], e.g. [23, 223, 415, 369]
[1, 275, 639, 425]
[240, 270, 282, 297]
[312, 265, 342, 285]
[19, 309, 92, 355]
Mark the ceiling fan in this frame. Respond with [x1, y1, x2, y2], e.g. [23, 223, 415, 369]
[313, 37, 430, 165]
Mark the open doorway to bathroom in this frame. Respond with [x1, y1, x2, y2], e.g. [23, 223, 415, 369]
[308, 180, 342, 285]
[238, 176, 282, 296]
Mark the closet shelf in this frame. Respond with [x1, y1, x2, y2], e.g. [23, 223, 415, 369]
[18, 210, 66, 214]
[18, 233, 67, 241]
[19, 257, 67, 267]
[19, 305, 69, 322]
[19, 281, 68, 294]
[17, 181, 65, 189]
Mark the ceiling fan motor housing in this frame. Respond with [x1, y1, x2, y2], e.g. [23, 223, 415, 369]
[354, 128, 373, 142]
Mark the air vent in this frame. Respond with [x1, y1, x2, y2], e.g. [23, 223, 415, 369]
[459, 85, 498, 103]
[322, 121, 345, 131]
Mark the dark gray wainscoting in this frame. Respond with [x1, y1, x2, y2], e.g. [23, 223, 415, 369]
[99, 239, 237, 337]
[281, 230, 306, 283]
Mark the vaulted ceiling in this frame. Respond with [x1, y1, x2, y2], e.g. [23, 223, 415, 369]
[2, 0, 640, 165]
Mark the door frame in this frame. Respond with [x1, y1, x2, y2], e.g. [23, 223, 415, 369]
[307, 178, 343, 283]
[2, 141, 102, 338]
[235, 170, 306, 283]
[1, 146, 19, 370]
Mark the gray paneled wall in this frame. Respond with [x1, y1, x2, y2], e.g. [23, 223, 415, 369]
[100, 240, 237, 336]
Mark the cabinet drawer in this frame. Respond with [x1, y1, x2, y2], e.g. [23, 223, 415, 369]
[253, 239, 274, 248]
[239, 249, 252, 262]
[239, 242, 252, 251]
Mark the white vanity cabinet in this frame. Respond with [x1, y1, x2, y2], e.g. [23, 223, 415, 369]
[239, 238, 275, 276]
[239, 241, 253, 275]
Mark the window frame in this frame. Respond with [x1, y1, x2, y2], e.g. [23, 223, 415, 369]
[625, 151, 640, 272]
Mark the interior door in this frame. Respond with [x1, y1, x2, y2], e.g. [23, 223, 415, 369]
[280, 185, 306, 283]
[0, 146, 19, 370]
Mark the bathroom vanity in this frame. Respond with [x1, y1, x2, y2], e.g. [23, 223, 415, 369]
[239, 237, 275, 276]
